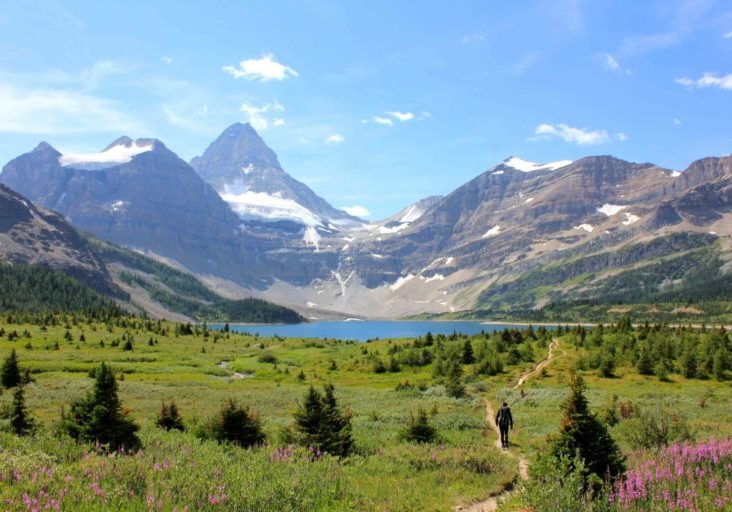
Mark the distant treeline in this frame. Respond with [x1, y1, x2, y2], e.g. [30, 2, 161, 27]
[0, 263, 120, 316]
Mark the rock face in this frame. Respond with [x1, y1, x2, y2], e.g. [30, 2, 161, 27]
[0, 184, 118, 296]
[191, 123, 361, 227]
[0, 137, 273, 283]
[3, 124, 732, 318]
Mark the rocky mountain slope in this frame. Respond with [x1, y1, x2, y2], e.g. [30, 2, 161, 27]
[3, 124, 731, 319]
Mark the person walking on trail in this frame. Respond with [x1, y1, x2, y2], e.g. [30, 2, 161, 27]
[496, 402, 513, 449]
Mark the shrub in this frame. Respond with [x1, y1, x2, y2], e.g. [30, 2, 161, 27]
[206, 399, 266, 448]
[156, 400, 185, 431]
[402, 408, 437, 444]
[258, 352, 278, 364]
[60, 362, 141, 452]
[620, 404, 695, 450]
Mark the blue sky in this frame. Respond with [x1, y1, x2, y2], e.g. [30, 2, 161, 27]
[1, 0, 731, 219]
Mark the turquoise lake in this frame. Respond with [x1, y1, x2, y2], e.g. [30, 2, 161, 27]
[214, 320, 538, 341]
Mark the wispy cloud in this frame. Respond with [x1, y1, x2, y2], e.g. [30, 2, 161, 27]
[675, 72, 732, 90]
[725, 31, 732, 39]
[223, 54, 298, 81]
[162, 56, 173, 64]
[364, 111, 431, 126]
[0, 82, 141, 135]
[511, 52, 542, 75]
[239, 100, 285, 130]
[531, 123, 622, 145]
[673, 117, 683, 125]
[325, 134, 344, 144]
[603, 53, 631, 75]
[371, 116, 394, 126]
[461, 33, 485, 45]
[341, 205, 371, 217]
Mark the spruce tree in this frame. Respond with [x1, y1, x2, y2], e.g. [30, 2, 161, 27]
[156, 400, 185, 431]
[209, 399, 265, 448]
[403, 408, 437, 443]
[294, 385, 354, 456]
[462, 340, 475, 364]
[1, 349, 21, 388]
[549, 374, 625, 481]
[10, 385, 34, 436]
[61, 362, 141, 452]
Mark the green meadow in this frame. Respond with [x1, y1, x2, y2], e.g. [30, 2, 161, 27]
[1, 317, 731, 511]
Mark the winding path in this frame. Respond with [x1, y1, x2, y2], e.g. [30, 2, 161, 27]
[455, 339, 559, 512]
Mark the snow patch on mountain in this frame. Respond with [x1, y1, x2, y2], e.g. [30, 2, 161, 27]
[482, 225, 501, 238]
[622, 212, 640, 225]
[502, 156, 573, 173]
[390, 273, 415, 291]
[59, 141, 153, 168]
[303, 226, 321, 250]
[399, 204, 425, 223]
[574, 224, 594, 233]
[424, 273, 445, 283]
[597, 204, 627, 216]
[220, 190, 322, 226]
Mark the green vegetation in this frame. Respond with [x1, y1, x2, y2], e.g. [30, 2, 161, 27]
[1, 314, 731, 511]
[89, 237, 305, 323]
[0, 263, 120, 315]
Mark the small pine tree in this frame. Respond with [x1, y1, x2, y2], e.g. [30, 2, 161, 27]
[122, 339, 133, 351]
[10, 385, 35, 436]
[293, 385, 354, 456]
[209, 399, 265, 448]
[549, 374, 625, 482]
[462, 340, 475, 364]
[61, 362, 141, 452]
[156, 401, 185, 431]
[403, 408, 437, 443]
[446, 363, 465, 398]
[1, 349, 21, 388]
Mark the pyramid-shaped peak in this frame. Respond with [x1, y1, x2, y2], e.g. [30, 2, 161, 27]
[192, 122, 282, 175]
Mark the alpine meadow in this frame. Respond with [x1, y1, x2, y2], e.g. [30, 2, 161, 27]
[1, 2, 732, 511]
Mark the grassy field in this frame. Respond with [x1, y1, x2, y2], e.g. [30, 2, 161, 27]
[1, 317, 731, 511]
[0, 318, 517, 511]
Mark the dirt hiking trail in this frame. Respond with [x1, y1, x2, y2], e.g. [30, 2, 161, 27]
[455, 339, 559, 512]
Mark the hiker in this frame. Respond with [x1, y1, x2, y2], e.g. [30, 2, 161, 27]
[495, 402, 513, 449]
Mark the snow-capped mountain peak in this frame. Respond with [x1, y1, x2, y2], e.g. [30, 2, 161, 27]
[58, 137, 155, 170]
[500, 156, 573, 173]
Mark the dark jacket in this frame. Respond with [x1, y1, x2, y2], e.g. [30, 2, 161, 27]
[496, 405, 513, 429]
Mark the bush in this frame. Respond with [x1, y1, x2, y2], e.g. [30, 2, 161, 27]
[156, 400, 185, 431]
[402, 408, 437, 444]
[257, 352, 278, 364]
[620, 405, 695, 450]
[521, 454, 610, 512]
[204, 399, 266, 448]
[60, 362, 140, 452]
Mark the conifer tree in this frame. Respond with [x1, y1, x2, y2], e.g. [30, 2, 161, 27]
[156, 400, 185, 431]
[294, 384, 354, 456]
[549, 374, 625, 481]
[209, 399, 265, 448]
[61, 362, 140, 452]
[10, 385, 35, 436]
[1, 349, 21, 388]
[403, 408, 437, 443]
[462, 340, 475, 364]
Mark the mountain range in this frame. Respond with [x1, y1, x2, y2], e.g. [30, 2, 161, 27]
[2, 123, 731, 320]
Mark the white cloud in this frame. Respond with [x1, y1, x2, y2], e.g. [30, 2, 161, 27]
[673, 117, 683, 126]
[223, 54, 298, 81]
[162, 56, 173, 64]
[388, 111, 415, 122]
[372, 116, 394, 126]
[461, 33, 485, 44]
[239, 100, 285, 130]
[341, 205, 371, 217]
[725, 31, 732, 39]
[603, 53, 630, 75]
[533, 123, 618, 145]
[675, 73, 732, 90]
[616, 132, 628, 141]
[0, 82, 141, 135]
[325, 134, 344, 144]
